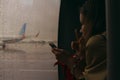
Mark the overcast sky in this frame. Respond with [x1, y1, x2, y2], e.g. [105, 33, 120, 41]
[0, 0, 60, 41]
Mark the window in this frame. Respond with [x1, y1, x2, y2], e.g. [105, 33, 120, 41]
[0, 0, 60, 80]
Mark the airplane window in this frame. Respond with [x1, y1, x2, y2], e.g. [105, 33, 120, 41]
[0, 0, 60, 80]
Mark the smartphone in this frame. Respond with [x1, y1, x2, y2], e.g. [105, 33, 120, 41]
[49, 42, 57, 48]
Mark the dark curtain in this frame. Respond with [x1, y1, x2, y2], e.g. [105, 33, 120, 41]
[106, 0, 120, 80]
[58, 0, 86, 80]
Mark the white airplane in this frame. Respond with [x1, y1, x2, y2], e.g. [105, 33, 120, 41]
[0, 23, 27, 49]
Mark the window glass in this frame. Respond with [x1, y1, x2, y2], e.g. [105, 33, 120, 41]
[0, 0, 60, 80]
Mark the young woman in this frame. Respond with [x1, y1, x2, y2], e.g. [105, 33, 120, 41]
[51, 0, 106, 80]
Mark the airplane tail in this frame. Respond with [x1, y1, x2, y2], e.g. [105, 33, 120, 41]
[19, 23, 27, 39]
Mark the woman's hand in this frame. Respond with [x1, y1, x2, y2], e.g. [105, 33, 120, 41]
[51, 48, 65, 56]
[51, 48, 71, 64]
[71, 41, 79, 51]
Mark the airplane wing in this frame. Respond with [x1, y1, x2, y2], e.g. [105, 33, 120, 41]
[24, 32, 40, 38]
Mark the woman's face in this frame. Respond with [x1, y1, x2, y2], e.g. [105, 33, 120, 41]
[80, 13, 86, 36]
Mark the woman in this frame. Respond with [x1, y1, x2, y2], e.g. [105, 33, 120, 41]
[51, 0, 106, 80]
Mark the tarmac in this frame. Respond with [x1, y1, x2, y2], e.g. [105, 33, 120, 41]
[0, 43, 58, 80]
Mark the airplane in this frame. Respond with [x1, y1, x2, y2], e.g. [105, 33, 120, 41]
[0, 23, 27, 49]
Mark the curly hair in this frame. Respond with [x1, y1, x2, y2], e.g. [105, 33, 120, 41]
[75, 0, 106, 61]
[80, 0, 106, 40]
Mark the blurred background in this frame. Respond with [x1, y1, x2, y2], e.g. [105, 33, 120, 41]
[0, 0, 60, 80]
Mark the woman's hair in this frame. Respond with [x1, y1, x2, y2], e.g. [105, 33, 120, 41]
[80, 0, 106, 40]
[76, 0, 106, 57]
